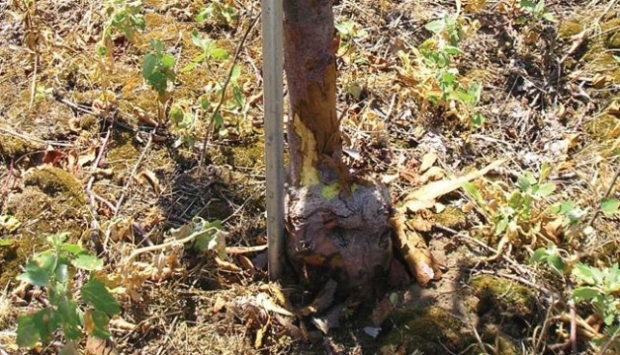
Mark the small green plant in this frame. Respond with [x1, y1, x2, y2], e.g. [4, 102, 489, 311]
[530, 249, 620, 351]
[195, 1, 238, 27]
[16, 232, 120, 350]
[169, 217, 227, 257]
[142, 39, 176, 98]
[99, 0, 146, 55]
[463, 163, 556, 237]
[335, 19, 368, 64]
[518, 0, 558, 23]
[397, 8, 486, 127]
[572, 263, 620, 352]
[182, 29, 229, 73]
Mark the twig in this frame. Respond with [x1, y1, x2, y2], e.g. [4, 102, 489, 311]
[199, 13, 260, 165]
[588, 162, 620, 227]
[0, 126, 73, 147]
[126, 226, 220, 262]
[85, 124, 113, 253]
[113, 131, 154, 217]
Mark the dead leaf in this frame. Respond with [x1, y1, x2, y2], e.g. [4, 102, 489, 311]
[406, 215, 433, 232]
[399, 158, 507, 213]
[226, 244, 268, 254]
[213, 296, 227, 313]
[42, 147, 64, 165]
[135, 170, 161, 195]
[215, 256, 242, 272]
[390, 214, 443, 287]
[237, 255, 255, 272]
[402, 199, 435, 213]
[419, 166, 445, 183]
[256, 292, 294, 317]
[419, 152, 438, 173]
[371, 295, 395, 326]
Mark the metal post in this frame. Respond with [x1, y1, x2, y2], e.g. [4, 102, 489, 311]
[261, 0, 284, 280]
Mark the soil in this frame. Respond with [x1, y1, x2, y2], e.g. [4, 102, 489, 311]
[1, 0, 619, 354]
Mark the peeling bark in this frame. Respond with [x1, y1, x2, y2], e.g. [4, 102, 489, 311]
[283, 0, 392, 297]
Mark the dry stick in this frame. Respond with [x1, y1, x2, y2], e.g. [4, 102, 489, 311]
[85, 124, 114, 251]
[587, 162, 620, 227]
[113, 131, 154, 218]
[199, 14, 260, 165]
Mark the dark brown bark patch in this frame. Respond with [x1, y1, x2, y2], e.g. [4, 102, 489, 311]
[286, 181, 393, 298]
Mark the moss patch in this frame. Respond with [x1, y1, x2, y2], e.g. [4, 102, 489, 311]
[381, 307, 476, 354]
[469, 275, 538, 338]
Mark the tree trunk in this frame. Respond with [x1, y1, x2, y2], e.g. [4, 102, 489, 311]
[283, 0, 392, 298]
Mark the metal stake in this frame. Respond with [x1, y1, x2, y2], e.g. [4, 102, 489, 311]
[261, 0, 284, 280]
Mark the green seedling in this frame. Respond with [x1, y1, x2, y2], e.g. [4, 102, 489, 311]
[99, 0, 145, 56]
[519, 0, 558, 23]
[182, 29, 229, 73]
[195, 1, 238, 27]
[16, 232, 120, 350]
[143, 39, 176, 97]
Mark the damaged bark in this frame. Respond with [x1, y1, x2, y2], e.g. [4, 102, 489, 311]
[283, 0, 392, 297]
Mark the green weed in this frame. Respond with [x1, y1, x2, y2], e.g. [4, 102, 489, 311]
[16, 232, 120, 351]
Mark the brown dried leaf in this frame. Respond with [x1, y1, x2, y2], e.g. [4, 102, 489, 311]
[419, 152, 438, 173]
[419, 166, 445, 183]
[135, 170, 161, 195]
[390, 214, 442, 287]
[371, 295, 395, 326]
[215, 256, 242, 272]
[400, 158, 507, 212]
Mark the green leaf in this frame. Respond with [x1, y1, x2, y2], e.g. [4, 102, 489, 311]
[600, 198, 619, 215]
[61, 243, 85, 255]
[425, 19, 446, 34]
[210, 47, 229, 60]
[230, 64, 241, 82]
[529, 247, 548, 264]
[57, 300, 82, 340]
[17, 308, 59, 347]
[572, 286, 601, 302]
[16, 313, 40, 348]
[470, 113, 485, 128]
[462, 182, 483, 204]
[160, 54, 176, 68]
[547, 253, 566, 275]
[17, 252, 57, 286]
[573, 263, 596, 284]
[81, 279, 120, 316]
[142, 53, 157, 79]
[72, 254, 104, 271]
[520, 0, 536, 10]
[535, 182, 556, 197]
[0, 214, 21, 232]
[542, 12, 557, 23]
[213, 113, 224, 128]
[0, 239, 13, 247]
[553, 201, 575, 214]
[90, 309, 112, 339]
[232, 85, 244, 108]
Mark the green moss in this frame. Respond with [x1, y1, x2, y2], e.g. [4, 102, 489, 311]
[23, 166, 87, 206]
[108, 132, 140, 168]
[558, 20, 583, 38]
[435, 205, 466, 229]
[381, 307, 476, 354]
[469, 275, 537, 325]
[0, 136, 38, 160]
[583, 114, 619, 141]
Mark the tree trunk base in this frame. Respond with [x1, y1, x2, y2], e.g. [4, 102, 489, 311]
[286, 181, 393, 299]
